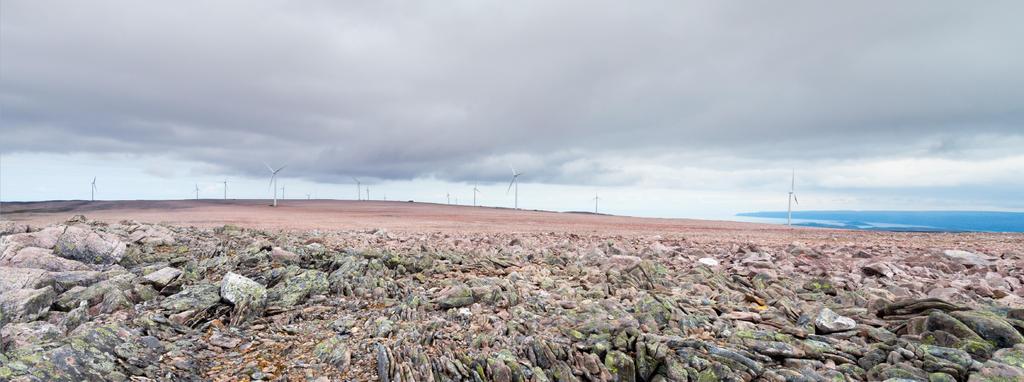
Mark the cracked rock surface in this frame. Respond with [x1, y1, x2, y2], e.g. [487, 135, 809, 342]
[0, 215, 1023, 381]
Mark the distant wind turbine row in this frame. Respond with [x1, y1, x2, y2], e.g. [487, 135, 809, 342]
[60, 161, 800, 225]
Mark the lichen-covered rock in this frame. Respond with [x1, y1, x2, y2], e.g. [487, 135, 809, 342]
[53, 225, 127, 265]
[1, 321, 62, 355]
[0, 322, 165, 381]
[54, 273, 134, 311]
[127, 224, 176, 246]
[220, 272, 267, 325]
[0, 286, 55, 323]
[315, 335, 352, 372]
[267, 269, 328, 308]
[971, 347, 1024, 381]
[142, 266, 182, 288]
[950, 311, 1024, 349]
[604, 350, 636, 382]
[436, 284, 476, 309]
[161, 283, 221, 313]
[60, 300, 90, 333]
[0, 247, 92, 272]
[49, 270, 105, 293]
[0, 266, 54, 293]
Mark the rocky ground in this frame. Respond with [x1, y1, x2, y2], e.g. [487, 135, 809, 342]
[1, 216, 1023, 382]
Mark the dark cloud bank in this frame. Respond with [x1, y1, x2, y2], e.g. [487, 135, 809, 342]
[2, 1, 1022, 186]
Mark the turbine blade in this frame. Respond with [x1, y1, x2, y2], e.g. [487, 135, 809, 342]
[794, 194, 799, 205]
[264, 162, 274, 173]
[506, 177, 516, 193]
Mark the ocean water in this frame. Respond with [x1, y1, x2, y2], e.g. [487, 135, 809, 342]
[734, 211, 1024, 233]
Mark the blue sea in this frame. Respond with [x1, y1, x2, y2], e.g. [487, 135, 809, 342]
[734, 211, 1024, 233]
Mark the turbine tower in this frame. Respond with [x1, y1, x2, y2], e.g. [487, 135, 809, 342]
[353, 177, 362, 201]
[472, 184, 481, 206]
[223, 179, 228, 200]
[194, 184, 200, 200]
[594, 193, 600, 214]
[306, 193, 311, 200]
[507, 167, 522, 209]
[446, 192, 450, 205]
[265, 163, 286, 207]
[281, 185, 286, 200]
[366, 187, 370, 201]
[787, 169, 799, 226]
[91, 177, 97, 202]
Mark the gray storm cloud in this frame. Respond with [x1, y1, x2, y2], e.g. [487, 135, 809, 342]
[2, 0, 1022, 186]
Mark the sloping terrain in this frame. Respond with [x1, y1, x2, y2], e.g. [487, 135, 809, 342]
[1, 216, 1023, 381]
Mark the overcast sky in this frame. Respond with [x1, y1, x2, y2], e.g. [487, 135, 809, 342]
[1, 1, 1022, 219]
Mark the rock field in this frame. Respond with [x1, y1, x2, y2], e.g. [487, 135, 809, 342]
[1, 216, 1023, 381]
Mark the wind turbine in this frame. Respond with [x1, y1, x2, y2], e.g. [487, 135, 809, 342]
[787, 169, 799, 226]
[353, 177, 362, 201]
[366, 187, 370, 201]
[223, 179, 228, 200]
[446, 192, 451, 205]
[306, 193, 311, 200]
[281, 184, 286, 200]
[507, 166, 522, 209]
[265, 163, 286, 207]
[472, 184, 481, 206]
[194, 184, 200, 200]
[593, 193, 600, 214]
[91, 177, 97, 202]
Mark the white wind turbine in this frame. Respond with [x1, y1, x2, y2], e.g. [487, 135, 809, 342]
[787, 169, 799, 226]
[91, 177, 97, 202]
[472, 183, 481, 206]
[352, 177, 362, 201]
[222, 179, 228, 200]
[265, 163, 286, 207]
[194, 184, 200, 200]
[281, 184, 286, 200]
[446, 191, 451, 205]
[366, 187, 370, 201]
[593, 193, 600, 214]
[507, 166, 522, 209]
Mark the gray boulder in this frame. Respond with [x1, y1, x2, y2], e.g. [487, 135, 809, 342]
[0, 286, 56, 323]
[436, 284, 476, 309]
[1, 246, 92, 272]
[950, 311, 1024, 349]
[815, 307, 857, 333]
[940, 250, 996, 267]
[0, 322, 166, 381]
[50, 270, 105, 293]
[1, 321, 62, 355]
[267, 269, 328, 308]
[127, 224, 176, 246]
[143, 266, 182, 289]
[161, 283, 221, 313]
[53, 225, 127, 265]
[0, 266, 54, 293]
[54, 273, 134, 311]
[220, 272, 267, 325]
